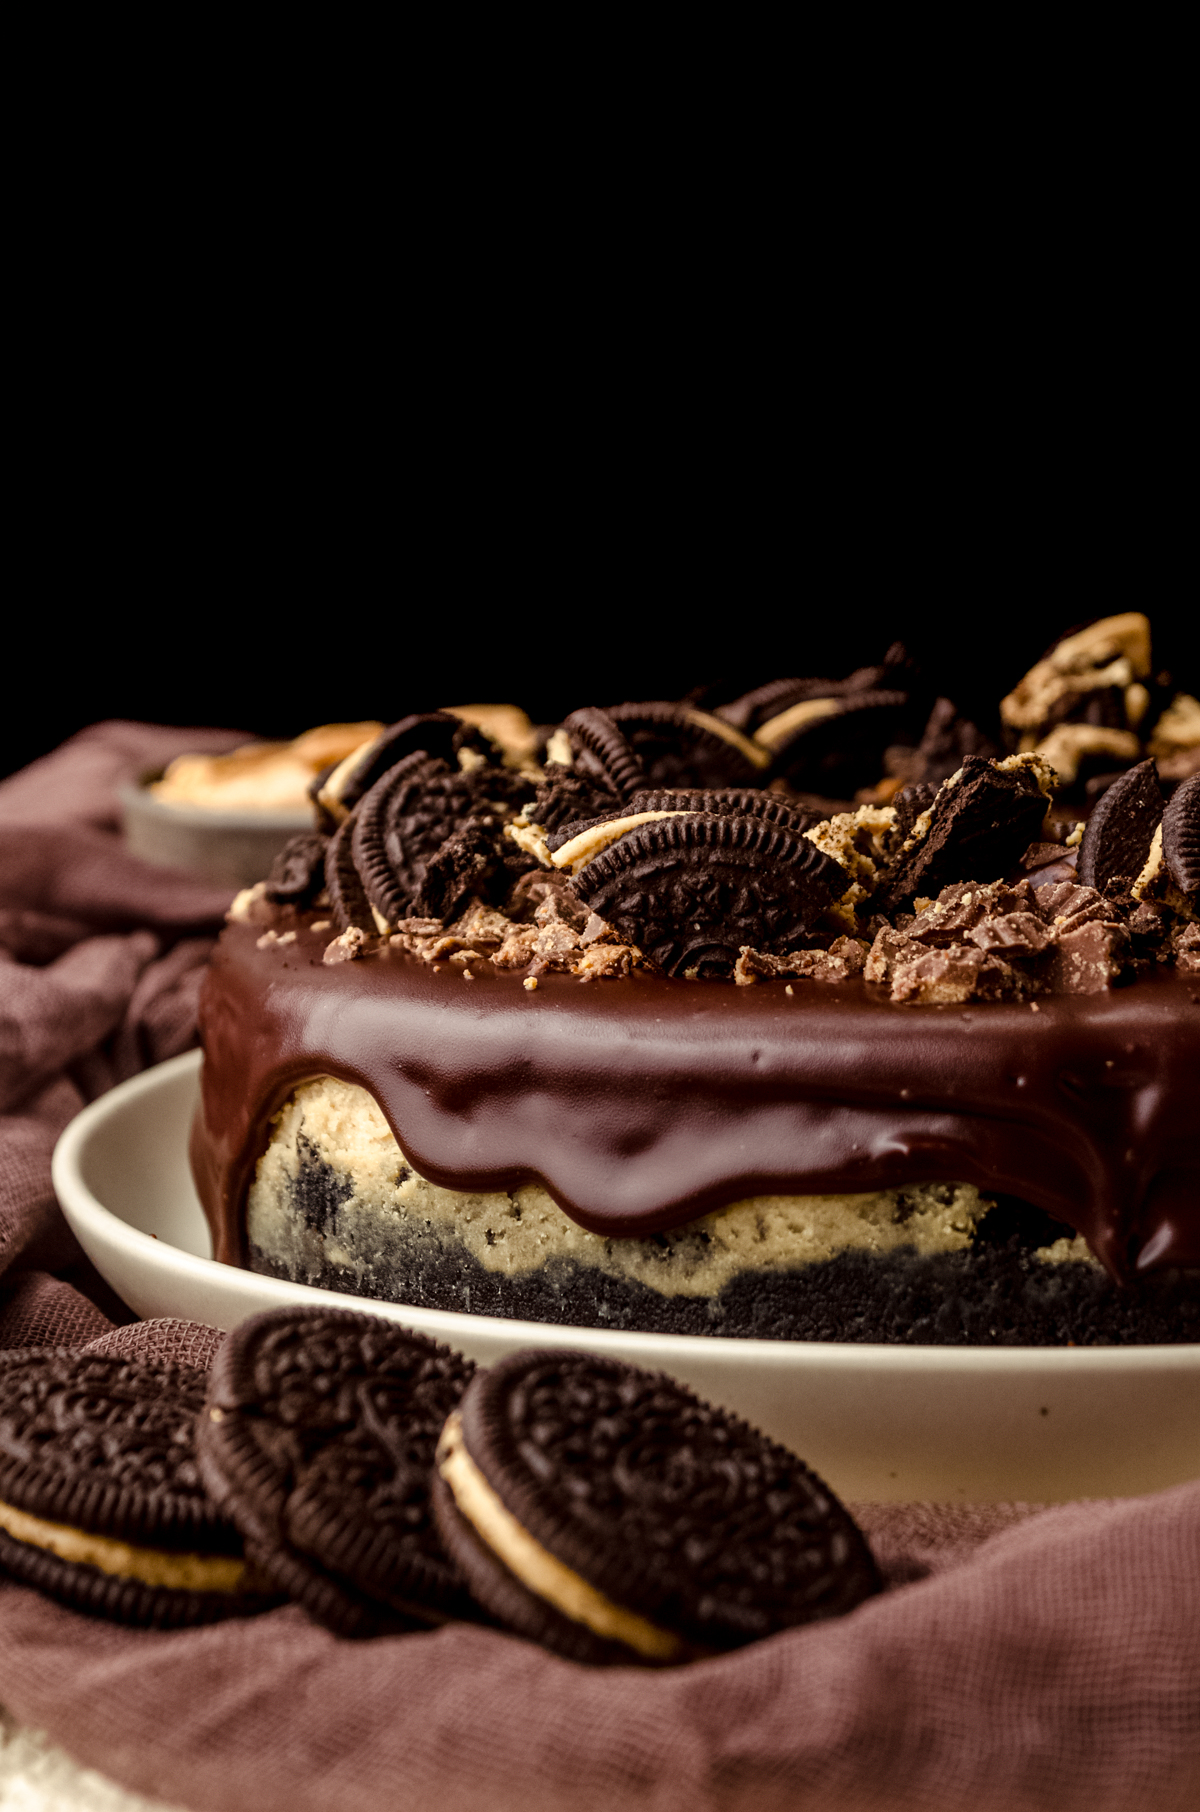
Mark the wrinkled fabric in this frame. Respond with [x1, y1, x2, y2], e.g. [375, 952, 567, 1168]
[0, 725, 1197, 1812]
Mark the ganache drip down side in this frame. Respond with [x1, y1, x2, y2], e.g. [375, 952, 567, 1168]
[191, 919, 1200, 1286]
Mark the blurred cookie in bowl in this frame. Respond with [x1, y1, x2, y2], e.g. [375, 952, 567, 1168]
[121, 721, 383, 888]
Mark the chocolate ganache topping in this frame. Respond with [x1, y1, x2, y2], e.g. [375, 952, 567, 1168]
[191, 621, 1200, 1287]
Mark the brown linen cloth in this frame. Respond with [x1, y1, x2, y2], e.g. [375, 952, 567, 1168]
[1, 725, 1198, 1812]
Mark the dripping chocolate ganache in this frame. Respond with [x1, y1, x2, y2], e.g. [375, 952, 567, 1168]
[191, 621, 1200, 1344]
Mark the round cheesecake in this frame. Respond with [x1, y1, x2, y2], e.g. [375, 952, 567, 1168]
[189, 661, 1200, 1347]
[190, 911, 1200, 1345]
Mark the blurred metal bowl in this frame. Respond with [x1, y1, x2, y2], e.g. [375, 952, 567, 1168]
[120, 777, 312, 888]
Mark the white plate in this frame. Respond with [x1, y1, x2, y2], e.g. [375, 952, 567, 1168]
[52, 1050, 1200, 1504]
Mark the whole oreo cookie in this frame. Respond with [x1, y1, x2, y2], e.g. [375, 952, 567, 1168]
[432, 1349, 880, 1666]
[0, 1350, 277, 1628]
[197, 1307, 480, 1638]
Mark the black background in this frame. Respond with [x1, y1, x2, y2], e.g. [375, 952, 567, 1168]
[5, 605, 1195, 785]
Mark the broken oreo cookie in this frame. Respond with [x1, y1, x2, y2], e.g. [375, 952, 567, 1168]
[1077, 758, 1163, 895]
[1161, 773, 1200, 896]
[0, 1350, 277, 1628]
[432, 1349, 880, 1666]
[567, 811, 847, 977]
[197, 1307, 480, 1638]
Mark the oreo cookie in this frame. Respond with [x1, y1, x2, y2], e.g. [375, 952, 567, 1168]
[266, 832, 329, 908]
[568, 811, 847, 977]
[197, 1307, 479, 1638]
[606, 702, 767, 791]
[432, 1349, 880, 1666]
[1161, 773, 1200, 896]
[560, 708, 645, 799]
[879, 756, 1051, 911]
[1077, 759, 1164, 895]
[0, 1350, 277, 1628]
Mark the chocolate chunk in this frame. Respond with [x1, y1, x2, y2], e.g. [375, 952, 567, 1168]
[879, 758, 1051, 911]
[265, 833, 329, 906]
[1048, 920, 1128, 994]
[560, 708, 645, 799]
[0, 1351, 277, 1628]
[431, 1349, 879, 1665]
[607, 703, 761, 790]
[1161, 773, 1200, 895]
[569, 812, 846, 978]
[1077, 759, 1164, 894]
[197, 1307, 479, 1639]
[325, 814, 376, 933]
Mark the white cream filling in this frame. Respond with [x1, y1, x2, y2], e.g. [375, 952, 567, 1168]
[0, 1497, 246, 1593]
[436, 1412, 681, 1660]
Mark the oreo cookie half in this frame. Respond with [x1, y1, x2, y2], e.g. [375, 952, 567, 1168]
[1161, 772, 1200, 896]
[1077, 758, 1164, 895]
[432, 1350, 880, 1666]
[197, 1307, 479, 1638]
[568, 811, 846, 977]
[0, 1350, 277, 1628]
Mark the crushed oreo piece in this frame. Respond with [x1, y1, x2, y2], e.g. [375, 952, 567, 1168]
[265, 833, 329, 906]
[878, 758, 1051, 911]
[1077, 759, 1164, 895]
[1161, 773, 1200, 896]
[532, 768, 624, 835]
[569, 813, 846, 978]
[416, 818, 505, 921]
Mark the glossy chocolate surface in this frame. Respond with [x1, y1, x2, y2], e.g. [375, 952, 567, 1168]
[192, 919, 1200, 1283]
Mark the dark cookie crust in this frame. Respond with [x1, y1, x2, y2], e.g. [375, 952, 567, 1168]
[450, 1351, 880, 1654]
[198, 1307, 480, 1638]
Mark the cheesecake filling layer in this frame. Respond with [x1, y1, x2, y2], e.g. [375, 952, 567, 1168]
[194, 919, 1200, 1283]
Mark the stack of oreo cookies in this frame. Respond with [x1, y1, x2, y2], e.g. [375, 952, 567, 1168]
[1, 1310, 881, 1658]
